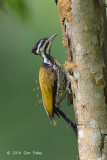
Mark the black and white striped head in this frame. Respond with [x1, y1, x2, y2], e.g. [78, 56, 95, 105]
[32, 34, 57, 56]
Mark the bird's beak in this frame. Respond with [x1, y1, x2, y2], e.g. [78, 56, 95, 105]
[45, 34, 58, 53]
[47, 33, 58, 43]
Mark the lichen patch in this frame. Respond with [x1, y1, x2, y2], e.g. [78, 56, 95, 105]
[57, 0, 73, 25]
[79, 129, 84, 138]
[90, 120, 96, 128]
[93, 75, 105, 87]
[91, 130, 102, 145]
[57, 0, 73, 48]
[65, 61, 77, 69]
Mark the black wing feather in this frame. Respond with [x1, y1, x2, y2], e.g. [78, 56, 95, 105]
[52, 79, 60, 117]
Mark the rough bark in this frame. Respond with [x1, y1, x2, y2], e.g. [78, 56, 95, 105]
[56, 0, 107, 159]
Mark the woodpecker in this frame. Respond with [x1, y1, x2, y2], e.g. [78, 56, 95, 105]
[32, 34, 77, 136]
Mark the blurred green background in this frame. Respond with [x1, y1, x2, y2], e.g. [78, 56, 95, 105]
[0, 0, 78, 160]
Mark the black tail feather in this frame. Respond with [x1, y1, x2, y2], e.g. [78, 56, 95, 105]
[54, 107, 77, 137]
[54, 108, 60, 117]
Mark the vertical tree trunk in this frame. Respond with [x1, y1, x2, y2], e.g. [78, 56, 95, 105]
[56, 0, 107, 159]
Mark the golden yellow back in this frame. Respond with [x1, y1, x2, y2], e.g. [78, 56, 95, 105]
[39, 66, 56, 117]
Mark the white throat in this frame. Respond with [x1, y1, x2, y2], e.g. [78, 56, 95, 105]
[41, 53, 51, 65]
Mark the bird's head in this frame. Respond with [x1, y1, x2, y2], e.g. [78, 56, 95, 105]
[32, 34, 57, 56]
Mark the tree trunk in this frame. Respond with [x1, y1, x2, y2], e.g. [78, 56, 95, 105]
[56, 0, 107, 159]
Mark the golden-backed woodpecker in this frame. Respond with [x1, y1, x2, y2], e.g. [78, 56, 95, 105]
[32, 34, 66, 120]
[32, 34, 77, 136]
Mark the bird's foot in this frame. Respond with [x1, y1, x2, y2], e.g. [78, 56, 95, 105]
[65, 80, 72, 94]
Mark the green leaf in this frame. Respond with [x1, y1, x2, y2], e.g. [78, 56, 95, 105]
[0, 0, 30, 20]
